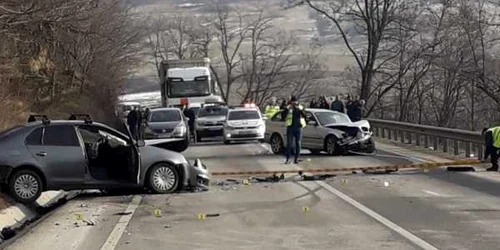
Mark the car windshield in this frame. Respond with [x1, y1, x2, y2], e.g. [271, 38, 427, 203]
[198, 106, 228, 117]
[228, 110, 260, 120]
[168, 79, 210, 98]
[315, 111, 351, 125]
[149, 110, 181, 122]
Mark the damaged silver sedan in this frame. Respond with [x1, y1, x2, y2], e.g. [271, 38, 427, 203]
[265, 109, 375, 155]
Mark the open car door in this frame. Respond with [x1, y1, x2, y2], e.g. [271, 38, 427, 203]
[122, 123, 141, 184]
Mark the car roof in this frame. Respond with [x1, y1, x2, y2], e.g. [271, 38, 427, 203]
[150, 107, 181, 112]
[305, 108, 345, 114]
[229, 107, 260, 111]
[25, 120, 110, 127]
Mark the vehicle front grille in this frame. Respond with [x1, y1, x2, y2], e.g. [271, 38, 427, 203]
[235, 126, 258, 130]
[153, 128, 174, 133]
[231, 133, 259, 138]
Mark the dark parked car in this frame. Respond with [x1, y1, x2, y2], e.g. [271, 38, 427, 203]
[0, 115, 209, 203]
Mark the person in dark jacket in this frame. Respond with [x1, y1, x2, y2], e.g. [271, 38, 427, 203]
[127, 107, 139, 140]
[184, 107, 196, 142]
[330, 95, 345, 113]
[309, 98, 317, 108]
[283, 96, 307, 164]
[350, 98, 362, 122]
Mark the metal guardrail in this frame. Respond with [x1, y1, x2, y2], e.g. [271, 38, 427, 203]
[367, 119, 483, 160]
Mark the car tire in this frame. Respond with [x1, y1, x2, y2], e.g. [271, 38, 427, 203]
[172, 138, 189, 152]
[9, 169, 43, 204]
[196, 133, 202, 143]
[365, 138, 376, 153]
[324, 135, 340, 156]
[270, 133, 284, 154]
[310, 149, 322, 155]
[223, 139, 230, 145]
[147, 163, 179, 194]
[258, 139, 265, 143]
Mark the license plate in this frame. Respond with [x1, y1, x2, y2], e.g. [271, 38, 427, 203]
[158, 134, 171, 138]
[208, 127, 220, 131]
[240, 130, 253, 135]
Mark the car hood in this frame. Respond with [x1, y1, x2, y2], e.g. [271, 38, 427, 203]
[197, 116, 226, 122]
[139, 145, 187, 165]
[227, 119, 261, 127]
[323, 120, 370, 129]
[147, 121, 181, 130]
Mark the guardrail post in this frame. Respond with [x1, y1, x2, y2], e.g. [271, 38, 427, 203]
[400, 131, 404, 143]
[381, 128, 385, 138]
[453, 140, 459, 155]
[424, 135, 429, 148]
[393, 129, 397, 140]
[408, 132, 413, 144]
[388, 128, 392, 140]
[465, 142, 471, 157]
[415, 133, 420, 146]
[476, 144, 483, 160]
[433, 137, 438, 151]
[374, 127, 379, 137]
[443, 138, 448, 153]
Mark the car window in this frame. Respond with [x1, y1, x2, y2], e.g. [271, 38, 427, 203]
[315, 111, 351, 125]
[198, 106, 228, 117]
[0, 126, 24, 140]
[149, 110, 181, 122]
[78, 125, 129, 147]
[44, 125, 80, 146]
[228, 110, 260, 120]
[306, 112, 317, 122]
[25, 127, 43, 145]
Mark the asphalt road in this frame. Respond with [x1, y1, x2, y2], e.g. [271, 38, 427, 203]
[4, 139, 500, 250]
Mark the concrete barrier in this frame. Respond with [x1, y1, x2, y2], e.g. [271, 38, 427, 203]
[0, 190, 80, 242]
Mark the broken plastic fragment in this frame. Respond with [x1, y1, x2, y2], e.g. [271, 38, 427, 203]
[197, 213, 206, 220]
[384, 181, 389, 187]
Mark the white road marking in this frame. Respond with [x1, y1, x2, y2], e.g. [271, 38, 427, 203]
[422, 190, 441, 196]
[100, 195, 142, 250]
[316, 181, 439, 250]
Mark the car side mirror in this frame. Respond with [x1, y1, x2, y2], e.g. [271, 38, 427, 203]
[136, 140, 145, 147]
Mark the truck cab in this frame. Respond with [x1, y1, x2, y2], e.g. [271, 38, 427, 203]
[159, 58, 224, 108]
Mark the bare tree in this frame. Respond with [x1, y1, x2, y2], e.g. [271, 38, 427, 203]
[211, 1, 249, 102]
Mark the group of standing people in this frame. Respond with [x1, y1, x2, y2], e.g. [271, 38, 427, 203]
[126, 106, 150, 140]
[310, 94, 365, 122]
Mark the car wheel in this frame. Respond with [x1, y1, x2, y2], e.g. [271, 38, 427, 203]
[9, 170, 43, 204]
[196, 133, 202, 143]
[365, 138, 376, 153]
[148, 163, 179, 194]
[310, 149, 322, 155]
[258, 139, 265, 143]
[270, 134, 284, 154]
[223, 139, 230, 145]
[325, 135, 340, 156]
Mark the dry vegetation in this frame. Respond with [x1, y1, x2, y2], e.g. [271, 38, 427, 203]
[0, 0, 143, 130]
[298, 0, 500, 130]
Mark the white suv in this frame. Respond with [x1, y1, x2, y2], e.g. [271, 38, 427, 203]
[223, 107, 266, 144]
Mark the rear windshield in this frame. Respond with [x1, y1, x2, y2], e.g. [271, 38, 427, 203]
[198, 106, 228, 117]
[228, 110, 260, 120]
[149, 110, 181, 122]
[0, 126, 24, 140]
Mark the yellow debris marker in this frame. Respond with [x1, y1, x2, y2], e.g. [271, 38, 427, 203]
[242, 179, 250, 185]
[74, 213, 83, 221]
[341, 179, 348, 184]
[307, 158, 312, 162]
[197, 213, 206, 220]
[153, 209, 162, 217]
[302, 206, 310, 213]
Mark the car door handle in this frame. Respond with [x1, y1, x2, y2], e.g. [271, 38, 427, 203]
[36, 152, 47, 157]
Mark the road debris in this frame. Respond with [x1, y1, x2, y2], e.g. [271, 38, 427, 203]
[206, 213, 220, 217]
[114, 212, 132, 216]
[55, 222, 60, 226]
[164, 225, 171, 228]
[83, 220, 95, 226]
[384, 181, 389, 187]
[302, 206, 310, 213]
[197, 213, 206, 220]
[1, 227, 16, 240]
[73, 222, 79, 228]
[74, 213, 83, 220]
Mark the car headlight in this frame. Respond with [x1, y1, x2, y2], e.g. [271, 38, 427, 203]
[174, 125, 186, 135]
